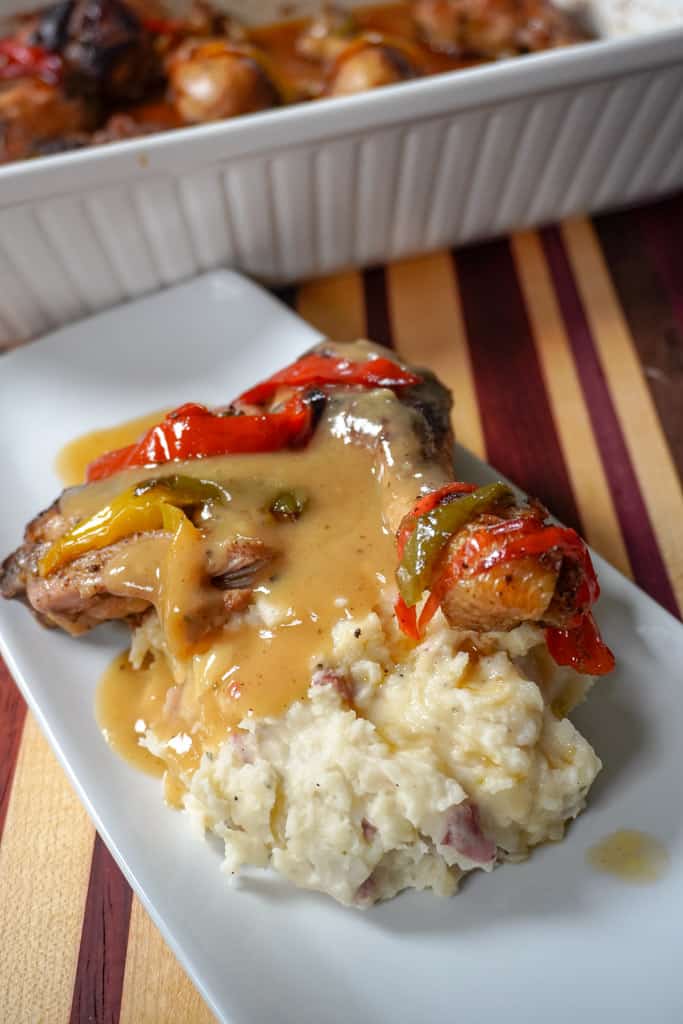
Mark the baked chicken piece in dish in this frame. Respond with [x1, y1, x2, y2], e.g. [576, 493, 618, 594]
[411, 0, 587, 57]
[297, 6, 424, 96]
[1, 340, 612, 906]
[166, 38, 282, 123]
[1, 1, 590, 163]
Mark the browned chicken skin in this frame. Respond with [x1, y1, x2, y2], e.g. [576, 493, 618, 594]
[0, 0, 162, 160]
[412, 0, 587, 57]
[166, 39, 281, 123]
[296, 3, 422, 95]
[437, 503, 585, 632]
[325, 38, 421, 96]
[32, 0, 161, 102]
[0, 78, 91, 161]
[0, 498, 274, 637]
[25, 539, 153, 634]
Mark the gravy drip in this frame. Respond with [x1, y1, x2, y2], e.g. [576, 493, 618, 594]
[56, 409, 170, 487]
[586, 829, 670, 883]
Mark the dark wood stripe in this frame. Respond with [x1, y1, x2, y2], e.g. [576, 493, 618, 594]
[541, 225, 680, 618]
[70, 834, 133, 1024]
[362, 267, 394, 349]
[453, 238, 582, 532]
[0, 658, 27, 843]
[636, 193, 683, 340]
[594, 205, 683, 481]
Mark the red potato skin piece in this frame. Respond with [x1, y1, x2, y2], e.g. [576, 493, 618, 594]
[440, 800, 496, 866]
[312, 668, 354, 704]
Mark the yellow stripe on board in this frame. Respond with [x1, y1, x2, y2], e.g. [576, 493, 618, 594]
[386, 253, 486, 460]
[562, 218, 683, 606]
[511, 231, 632, 577]
[120, 899, 216, 1024]
[0, 715, 93, 1023]
[296, 271, 366, 341]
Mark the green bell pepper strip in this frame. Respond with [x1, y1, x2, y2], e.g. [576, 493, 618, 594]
[133, 474, 228, 503]
[40, 476, 226, 577]
[395, 481, 512, 607]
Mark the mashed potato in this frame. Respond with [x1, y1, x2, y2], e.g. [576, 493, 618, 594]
[139, 606, 601, 907]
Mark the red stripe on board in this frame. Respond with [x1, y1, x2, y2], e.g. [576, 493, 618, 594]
[541, 225, 680, 618]
[0, 659, 27, 843]
[363, 268, 394, 349]
[70, 835, 133, 1024]
[636, 193, 683, 342]
[453, 239, 582, 532]
[594, 207, 683, 482]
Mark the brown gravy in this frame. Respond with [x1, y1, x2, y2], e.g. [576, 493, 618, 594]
[586, 830, 670, 883]
[56, 409, 169, 487]
[96, 650, 167, 778]
[66, 410, 400, 792]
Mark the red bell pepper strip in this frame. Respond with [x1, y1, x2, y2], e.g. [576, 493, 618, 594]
[86, 355, 421, 482]
[0, 39, 63, 83]
[546, 613, 615, 676]
[86, 395, 313, 483]
[394, 595, 419, 642]
[417, 589, 441, 634]
[239, 354, 422, 406]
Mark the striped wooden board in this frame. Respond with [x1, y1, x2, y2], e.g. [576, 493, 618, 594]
[1, 194, 682, 1023]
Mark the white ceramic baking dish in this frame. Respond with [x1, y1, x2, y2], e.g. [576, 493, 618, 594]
[0, 1, 682, 347]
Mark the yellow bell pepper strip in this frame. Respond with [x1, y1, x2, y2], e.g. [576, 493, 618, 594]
[38, 476, 225, 577]
[395, 481, 513, 608]
[158, 503, 205, 658]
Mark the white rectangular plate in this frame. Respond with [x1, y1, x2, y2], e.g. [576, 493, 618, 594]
[1, 272, 682, 1024]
